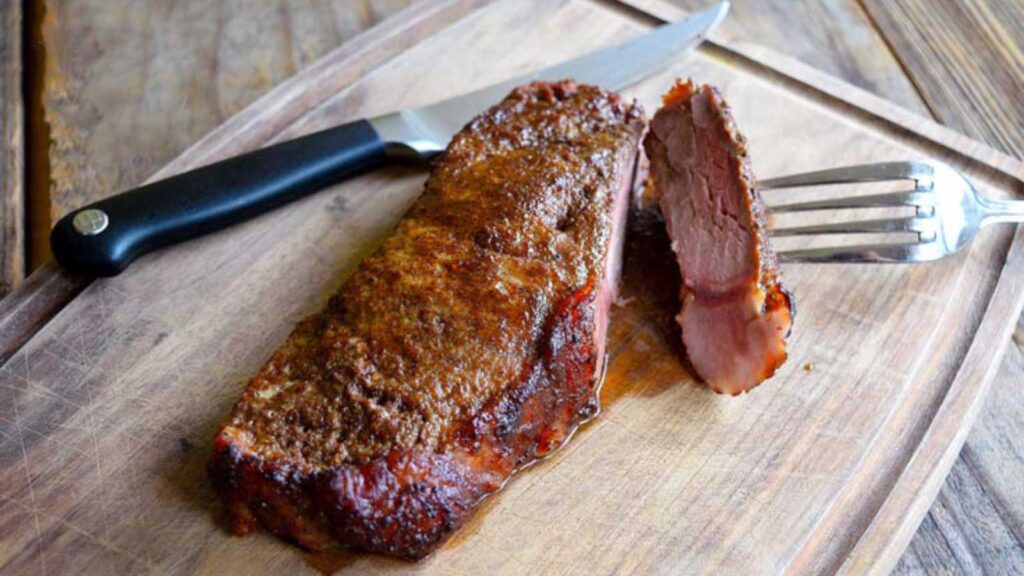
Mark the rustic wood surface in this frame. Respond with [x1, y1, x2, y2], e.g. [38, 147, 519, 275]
[862, 0, 1024, 159]
[0, 1, 23, 297]
[2, 0, 1024, 573]
[665, 3, 1024, 570]
[853, 1, 1024, 572]
[669, 0, 931, 117]
[645, 4, 1024, 573]
[0, 261, 83, 365]
[31, 0, 413, 268]
[1, 0, 1020, 572]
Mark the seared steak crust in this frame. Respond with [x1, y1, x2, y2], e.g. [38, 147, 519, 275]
[644, 80, 793, 395]
[210, 81, 645, 558]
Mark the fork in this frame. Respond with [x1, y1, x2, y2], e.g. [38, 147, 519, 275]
[760, 161, 1024, 263]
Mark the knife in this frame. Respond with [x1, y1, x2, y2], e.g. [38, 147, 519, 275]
[50, 2, 729, 277]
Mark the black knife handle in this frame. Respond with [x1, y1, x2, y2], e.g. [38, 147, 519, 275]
[50, 119, 388, 277]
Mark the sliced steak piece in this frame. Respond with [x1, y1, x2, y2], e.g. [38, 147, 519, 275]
[209, 81, 645, 559]
[643, 80, 793, 395]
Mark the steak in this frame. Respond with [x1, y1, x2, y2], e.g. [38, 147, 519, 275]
[209, 81, 645, 559]
[643, 80, 793, 395]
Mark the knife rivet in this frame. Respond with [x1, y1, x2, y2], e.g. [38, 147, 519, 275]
[72, 209, 109, 236]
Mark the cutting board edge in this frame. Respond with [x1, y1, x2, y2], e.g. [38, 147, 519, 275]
[618, 1, 1024, 572]
[5, 0, 1022, 362]
[839, 227, 1024, 575]
[0, 0, 496, 365]
[621, 0, 1024, 183]
[1, 1, 1022, 573]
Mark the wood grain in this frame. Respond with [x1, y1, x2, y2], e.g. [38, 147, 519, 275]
[0, 0, 494, 477]
[861, 0, 1024, 159]
[667, 0, 930, 117]
[15, 0, 1024, 573]
[655, 2, 1024, 568]
[853, 1, 1024, 571]
[0, 262, 83, 365]
[622, 0, 1023, 182]
[13, 0, 1024, 571]
[2, 0, 1024, 573]
[894, 316, 1024, 575]
[35, 0, 415, 265]
[632, 4, 1024, 573]
[0, 1, 23, 297]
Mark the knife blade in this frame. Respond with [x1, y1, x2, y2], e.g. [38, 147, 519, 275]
[50, 2, 729, 277]
[370, 1, 729, 157]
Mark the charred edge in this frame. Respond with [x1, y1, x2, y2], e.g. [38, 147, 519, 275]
[208, 284, 602, 560]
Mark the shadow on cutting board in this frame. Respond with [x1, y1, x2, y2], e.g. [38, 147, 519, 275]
[600, 208, 697, 406]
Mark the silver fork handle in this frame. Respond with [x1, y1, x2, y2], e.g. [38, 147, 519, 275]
[979, 197, 1024, 226]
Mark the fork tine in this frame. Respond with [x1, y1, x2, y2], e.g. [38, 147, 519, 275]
[768, 191, 933, 213]
[778, 240, 945, 263]
[768, 216, 937, 237]
[760, 161, 934, 190]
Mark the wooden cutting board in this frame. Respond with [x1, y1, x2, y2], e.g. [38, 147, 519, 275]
[2, 0, 1023, 574]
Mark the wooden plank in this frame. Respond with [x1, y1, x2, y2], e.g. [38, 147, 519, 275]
[666, 0, 931, 116]
[959, 316, 1024, 551]
[34, 0, 415, 265]
[0, 262, 83, 365]
[894, 453, 1024, 574]
[893, 316, 1024, 574]
[626, 0, 1023, 181]
[660, 5, 1024, 564]
[861, 0, 1024, 158]
[2, 0, 1024, 573]
[652, 6, 1024, 571]
[0, 0, 492, 426]
[19, 1, 1024, 573]
[855, 1, 1024, 571]
[27, 0, 937, 274]
[837, 223, 1024, 574]
[0, 1, 24, 296]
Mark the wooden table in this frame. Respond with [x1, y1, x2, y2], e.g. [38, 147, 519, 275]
[1, 0, 1021, 572]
